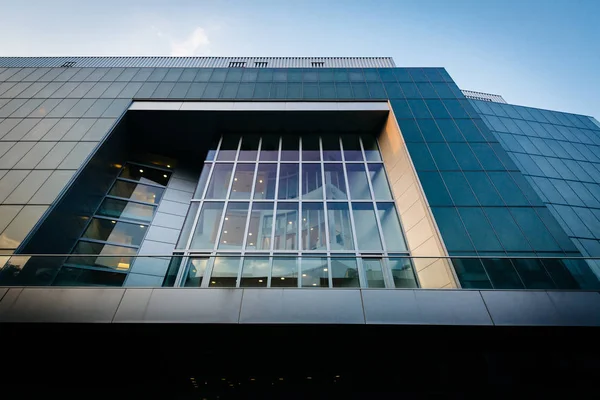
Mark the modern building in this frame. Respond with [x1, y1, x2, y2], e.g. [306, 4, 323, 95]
[0, 57, 599, 395]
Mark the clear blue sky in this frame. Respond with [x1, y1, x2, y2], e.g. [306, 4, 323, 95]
[0, 0, 598, 118]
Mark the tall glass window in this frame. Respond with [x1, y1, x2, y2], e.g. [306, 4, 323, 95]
[176, 134, 415, 288]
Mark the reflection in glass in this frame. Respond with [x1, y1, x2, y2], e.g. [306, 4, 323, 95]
[301, 257, 328, 287]
[271, 257, 298, 287]
[389, 258, 417, 288]
[368, 164, 392, 200]
[109, 180, 164, 204]
[301, 164, 323, 199]
[362, 135, 382, 161]
[452, 259, 492, 289]
[278, 164, 299, 199]
[119, 164, 170, 186]
[193, 163, 212, 198]
[377, 203, 407, 251]
[343, 135, 363, 161]
[302, 136, 321, 161]
[331, 258, 359, 287]
[238, 135, 260, 161]
[175, 203, 199, 249]
[511, 258, 554, 289]
[324, 163, 347, 199]
[346, 164, 371, 199]
[363, 258, 385, 288]
[281, 136, 299, 161]
[53, 267, 125, 287]
[322, 136, 342, 161]
[206, 137, 219, 161]
[190, 202, 224, 249]
[352, 203, 383, 250]
[184, 258, 209, 287]
[218, 202, 250, 249]
[97, 198, 155, 223]
[230, 163, 255, 199]
[302, 203, 326, 251]
[68, 241, 136, 271]
[209, 257, 240, 287]
[482, 258, 524, 289]
[246, 203, 274, 250]
[240, 257, 269, 287]
[260, 135, 279, 161]
[204, 164, 233, 199]
[274, 203, 298, 250]
[254, 164, 277, 199]
[327, 203, 354, 250]
[217, 135, 239, 161]
[82, 218, 146, 247]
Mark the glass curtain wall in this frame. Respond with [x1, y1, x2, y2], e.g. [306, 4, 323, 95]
[173, 134, 417, 288]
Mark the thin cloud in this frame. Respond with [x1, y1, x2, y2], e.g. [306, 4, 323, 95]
[170, 27, 210, 56]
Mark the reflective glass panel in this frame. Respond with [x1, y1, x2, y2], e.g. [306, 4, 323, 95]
[362, 135, 382, 161]
[322, 136, 342, 161]
[271, 257, 298, 287]
[82, 218, 146, 247]
[277, 164, 299, 199]
[327, 202, 354, 250]
[190, 202, 224, 249]
[352, 203, 383, 250]
[260, 135, 279, 161]
[331, 258, 359, 287]
[281, 136, 299, 161]
[302, 135, 321, 161]
[218, 202, 250, 250]
[119, 164, 171, 186]
[183, 258, 209, 287]
[209, 257, 240, 287]
[346, 164, 371, 200]
[238, 135, 259, 161]
[246, 202, 273, 251]
[377, 203, 407, 251]
[109, 180, 164, 204]
[343, 135, 363, 161]
[97, 198, 155, 223]
[512, 258, 555, 289]
[217, 135, 239, 161]
[301, 257, 328, 287]
[483, 258, 525, 289]
[254, 164, 277, 199]
[204, 164, 233, 199]
[193, 163, 212, 199]
[230, 163, 255, 199]
[363, 258, 385, 287]
[301, 164, 323, 199]
[240, 257, 269, 287]
[176, 203, 199, 249]
[302, 203, 327, 251]
[389, 258, 417, 288]
[368, 164, 392, 200]
[68, 241, 136, 271]
[273, 203, 298, 250]
[324, 163, 347, 199]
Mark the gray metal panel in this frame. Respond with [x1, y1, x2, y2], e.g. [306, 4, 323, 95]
[0, 288, 21, 317]
[112, 288, 152, 322]
[239, 289, 365, 324]
[157, 200, 189, 217]
[0, 57, 396, 68]
[138, 240, 176, 255]
[152, 212, 185, 229]
[129, 257, 171, 276]
[144, 225, 180, 244]
[143, 288, 242, 323]
[0, 288, 123, 323]
[362, 290, 422, 324]
[0, 287, 7, 302]
[414, 290, 493, 325]
[546, 291, 600, 326]
[480, 291, 562, 326]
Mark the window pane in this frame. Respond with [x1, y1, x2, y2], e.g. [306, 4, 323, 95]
[209, 257, 240, 287]
[230, 163, 255, 199]
[109, 180, 164, 204]
[281, 136, 299, 161]
[362, 135, 382, 161]
[204, 164, 233, 199]
[301, 164, 323, 199]
[82, 218, 146, 246]
[193, 163, 212, 199]
[377, 203, 407, 251]
[511, 258, 555, 289]
[301, 257, 328, 287]
[483, 258, 525, 289]
[253, 164, 277, 199]
[389, 258, 417, 288]
[352, 203, 383, 251]
[324, 163, 347, 199]
[452, 259, 492, 289]
[363, 258, 385, 287]
[246, 202, 273, 251]
[183, 258, 209, 287]
[302, 135, 321, 161]
[271, 257, 298, 287]
[239, 135, 259, 161]
[53, 267, 125, 287]
[368, 164, 392, 200]
[175, 203, 199, 249]
[327, 203, 354, 250]
[240, 257, 269, 287]
[68, 241, 136, 271]
[260, 135, 279, 161]
[218, 202, 250, 250]
[322, 136, 342, 161]
[343, 135, 363, 161]
[346, 164, 371, 200]
[97, 198, 156, 223]
[302, 203, 327, 251]
[190, 202, 224, 249]
[274, 203, 298, 250]
[119, 164, 171, 186]
[217, 135, 239, 161]
[278, 164, 299, 199]
[331, 258, 359, 287]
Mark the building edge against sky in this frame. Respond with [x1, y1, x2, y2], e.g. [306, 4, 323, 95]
[0, 56, 598, 290]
